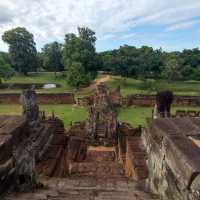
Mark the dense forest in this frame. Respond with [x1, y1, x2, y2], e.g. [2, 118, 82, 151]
[1, 26, 200, 86]
[99, 46, 200, 81]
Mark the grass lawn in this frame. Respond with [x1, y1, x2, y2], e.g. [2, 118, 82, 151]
[1, 104, 200, 128]
[1, 72, 73, 94]
[0, 104, 87, 127]
[118, 106, 200, 127]
[0, 72, 104, 97]
[2, 72, 200, 97]
[106, 76, 200, 96]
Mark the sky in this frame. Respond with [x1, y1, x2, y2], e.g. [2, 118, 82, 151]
[0, 0, 200, 52]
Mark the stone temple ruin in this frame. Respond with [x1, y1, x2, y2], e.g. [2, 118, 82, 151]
[85, 83, 118, 145]
[0, 85, 200, 200]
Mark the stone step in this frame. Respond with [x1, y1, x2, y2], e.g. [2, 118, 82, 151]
[69, 161, 124, 177]
[4, 192, 159, 200]
[125, 136, 149, 180]
[86, 147, 116, 162]
[44, 176, 130, 191]
[4, 186, 159, 200]
[94, 191, 158, 200]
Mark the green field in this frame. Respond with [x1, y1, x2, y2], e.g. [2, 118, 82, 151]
[0, 72, 103, 96]
[118, 106, 200, 126]
[0, 104, 87, 127]
[106, 76, 200, 96]
[1, 104, 200, 127]
[1, 73, 200, 97]
[1, 72, 73, 94]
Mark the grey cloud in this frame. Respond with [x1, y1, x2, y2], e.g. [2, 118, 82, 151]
[0, 0, 200, 51]
[0, 6, 14, 24]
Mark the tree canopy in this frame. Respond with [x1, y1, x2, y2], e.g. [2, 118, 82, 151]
[78, 26, 96, 46]
[62, 27, 100, 87]
[2, 27, 37, 75]
[99, 46, 200, 81]
[42, 41, 64, 72]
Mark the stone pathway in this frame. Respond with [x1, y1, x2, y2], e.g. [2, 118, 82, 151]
[4, 176, 160, 200]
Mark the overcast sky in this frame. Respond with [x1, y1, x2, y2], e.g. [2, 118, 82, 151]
[0, 0, 200, 52]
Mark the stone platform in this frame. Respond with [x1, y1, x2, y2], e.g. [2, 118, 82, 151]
[3, 176, 159, 200]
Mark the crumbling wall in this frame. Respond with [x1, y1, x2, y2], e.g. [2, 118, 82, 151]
[125, 94, 200, 107]
[77, 86, 122, 107]
[0, 116, 27, 194]
[78, 94, 200, 107]
[0, 93, 75, 104]
[143, 118, 200, 200]
[0, 116, 57, 194]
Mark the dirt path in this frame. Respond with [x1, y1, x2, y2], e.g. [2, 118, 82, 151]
[79, 75, 111, 95]
[95, 74, 111, 86]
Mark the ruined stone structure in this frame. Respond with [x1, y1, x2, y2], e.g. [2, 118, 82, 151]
[0, 89, 69, 194]
[1, 85, 200, 200]
[0, 115, 53, 193]
[20, 89, 39, 120]
[77, 84, 122, 107]
[85, 83, 118, 145]
[143, 118, 200, 200]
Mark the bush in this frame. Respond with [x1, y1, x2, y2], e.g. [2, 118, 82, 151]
[65, 62, 90, 88]
[0, 61, 15, 82]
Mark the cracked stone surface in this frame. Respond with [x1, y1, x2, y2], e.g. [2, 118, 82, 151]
[3, 177, 160, 200]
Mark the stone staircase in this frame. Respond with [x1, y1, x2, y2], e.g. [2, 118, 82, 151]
[125, 136, 148, 180]
[36, 119, 68, 177]
[96, 124, 106, 138]
[3, 143, 160, 200]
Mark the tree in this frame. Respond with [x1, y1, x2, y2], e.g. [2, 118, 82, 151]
[63, 27, 99, 86]
[36, 52, 44, 71]
[2, 27, 37, 75]
[0, 55, 15, 82]
[42, 42, 64, 74]
[162, 58, 183, 81]
[78, 27, 96, 46]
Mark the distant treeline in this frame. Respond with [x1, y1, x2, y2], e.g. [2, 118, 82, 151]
[1, 26, 200, 87]
[99, 46, 200, 81]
